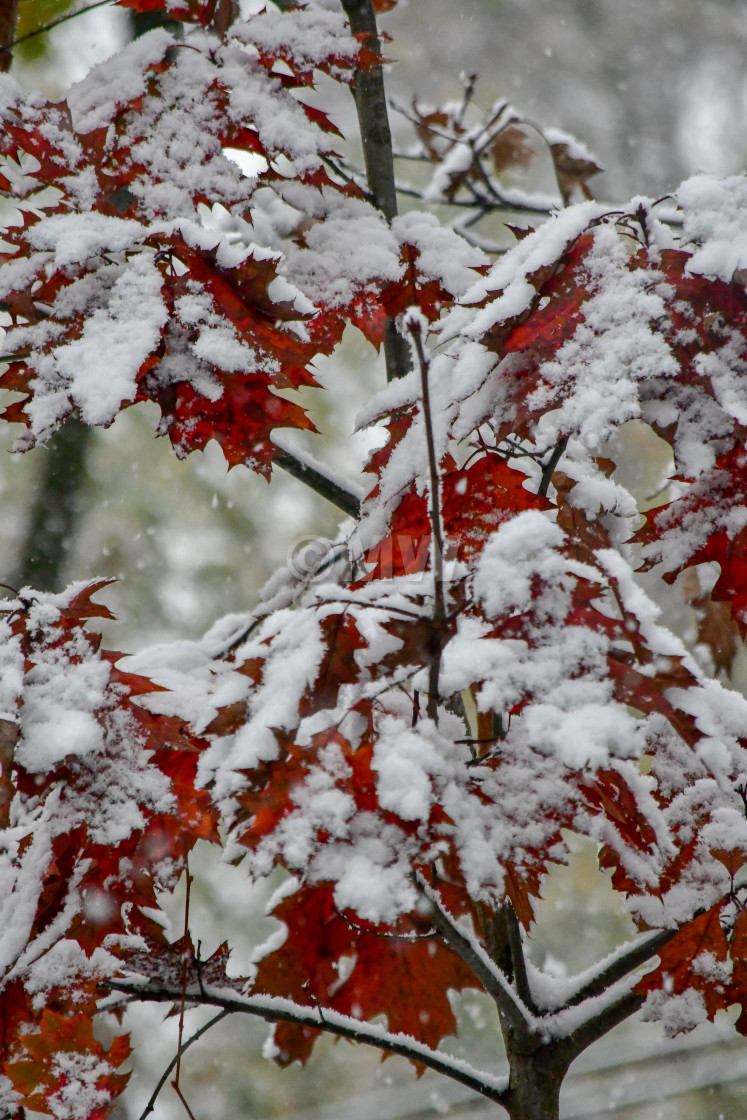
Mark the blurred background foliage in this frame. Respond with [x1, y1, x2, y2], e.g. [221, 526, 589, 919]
[2, 1, 747, 1117]
[14, 0, 77, 61]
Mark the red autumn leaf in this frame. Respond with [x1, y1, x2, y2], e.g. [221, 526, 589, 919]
[116, 0, 227, 27]
[363, 454, 549, 580]
[6, 1009, 130, 1120]
[253, 880, 481, 1067]
[483, 234, 594, 359]
[298, 612, 368, 718]
[639, 444, 747, 635]
[637, 905, 731, 1023]
[583, 769, 659, 854]
[381, 244, 455, 323]
[235, 732, 311, 845]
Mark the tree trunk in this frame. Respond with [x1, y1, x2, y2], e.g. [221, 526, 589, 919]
[0, 0, 19, 72]
[504, 1045, 566, 1120]
[339, 0, 410, 382]
[15, 419, 92, 591]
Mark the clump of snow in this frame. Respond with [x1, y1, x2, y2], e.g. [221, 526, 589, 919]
[525, 224, 678, 450]
[288, 198, 402, 308]
[67, 29, 176, 134]
[676, 174, 747, 282]
[48, 1051, 117, 1120]
[392, 211, 488, 298]
[641, 988, 708, 1036]
[233, 2, 359, 79]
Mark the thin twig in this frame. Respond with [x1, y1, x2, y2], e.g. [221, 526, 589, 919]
[137, 1011, 230, 1120]
[455, 72, 477, 128]
[538, 435, 568, 497]
[174, 868, 193, 1091]
[321, 596, 427, 621]
[171, 1081, 199, 1120]
[320, 153, 365, 191]
[333, 905, 437, 941]
[2, 0, 115, 53]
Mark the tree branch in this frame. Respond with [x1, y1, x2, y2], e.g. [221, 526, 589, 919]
[109, 981, 509, 1108]
[565, 928, 676, 1007]
[271, 449, 361, 519]
[339, 0, 396, 220]
[339, 0, 409, 382]
[556, 989, 645, 1066]
[503, 904, 536, 1014]
[538, 435, 568, 497]
[408, 319, 445, 721]
[414, 875, 530, 1034]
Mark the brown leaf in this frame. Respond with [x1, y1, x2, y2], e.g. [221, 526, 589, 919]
[491, 125, 535, 174]
[549, 141, 603, 204]
[679, 567, 741, 675]
[0, 719, 18, 829]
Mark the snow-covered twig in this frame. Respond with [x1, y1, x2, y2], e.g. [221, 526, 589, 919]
[108, 980, 510, 1107]
[414, 873, 532, 1033]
